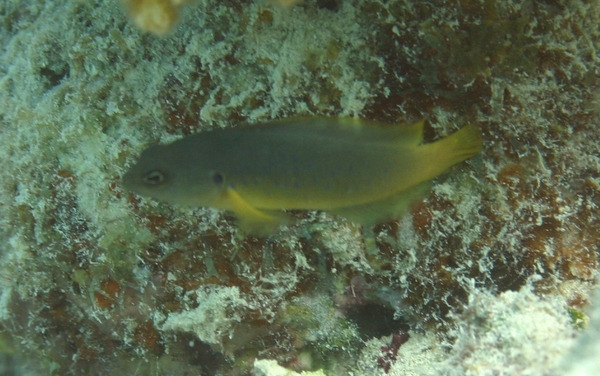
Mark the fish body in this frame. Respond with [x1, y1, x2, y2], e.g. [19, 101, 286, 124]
[123, 117, 482, 234]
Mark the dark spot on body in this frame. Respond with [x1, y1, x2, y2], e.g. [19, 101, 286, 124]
[213, 173, 224, 184]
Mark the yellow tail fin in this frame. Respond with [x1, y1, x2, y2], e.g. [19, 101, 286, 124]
[420, 125, 483, 181]
[441, 124, 483, 166]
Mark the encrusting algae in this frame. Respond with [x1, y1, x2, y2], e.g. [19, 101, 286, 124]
[123, 117, 483, 234]
[3, 0, 599, 374]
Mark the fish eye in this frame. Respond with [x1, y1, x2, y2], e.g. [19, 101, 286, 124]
[212, 172, 224, 185]
[143, 170, 166, 185]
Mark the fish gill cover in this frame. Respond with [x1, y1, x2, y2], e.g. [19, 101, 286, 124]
[0, 0, 598, 375]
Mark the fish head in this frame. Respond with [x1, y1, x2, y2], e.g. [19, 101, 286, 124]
[122, 143, 223, 207]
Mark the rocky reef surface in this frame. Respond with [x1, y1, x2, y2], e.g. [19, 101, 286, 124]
[0, 0, 599, 375]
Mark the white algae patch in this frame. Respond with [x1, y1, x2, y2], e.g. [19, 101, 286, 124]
[0, 0, 599, 374]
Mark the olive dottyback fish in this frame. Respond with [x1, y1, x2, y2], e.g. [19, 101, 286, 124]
[123, 117, 483, 235]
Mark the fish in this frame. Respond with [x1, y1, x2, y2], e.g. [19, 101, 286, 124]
[122, 117, 483, 235]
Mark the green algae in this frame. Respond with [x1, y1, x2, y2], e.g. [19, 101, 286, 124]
[568, 307, 588, 331]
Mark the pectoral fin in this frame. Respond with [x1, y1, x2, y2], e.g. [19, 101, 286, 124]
[224, 188, 290, 236]
[329, 181, 431, 225]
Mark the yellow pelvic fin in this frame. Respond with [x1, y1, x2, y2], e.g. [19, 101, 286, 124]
[224, 188, 291, 236]
[329, 181, 431, 226]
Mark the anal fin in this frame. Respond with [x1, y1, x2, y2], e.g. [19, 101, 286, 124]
[329, 181, 432, 226]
